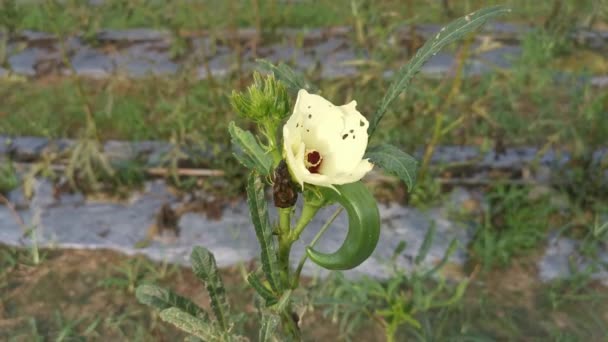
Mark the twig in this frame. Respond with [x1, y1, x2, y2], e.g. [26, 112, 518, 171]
[13, 162, 225, 177]
[145, 167, 225, 177]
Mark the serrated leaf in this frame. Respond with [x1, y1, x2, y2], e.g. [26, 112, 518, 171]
[190, 247, 231, 332]
[259, 312, 280, 342]
[160, 307, 218, 341]
[247, 272, 278, 306]
[416, 221, 436, 265]
[247, 172, 283, 291]
[228, 122, 273, 175]
[135, 284, 210, 321]
[256, 59, 317, 94]
[368, 6, 511, 135]
[365, 144, 419, 190]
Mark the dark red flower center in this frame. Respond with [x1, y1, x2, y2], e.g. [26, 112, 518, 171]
[305, 150, 322, 174]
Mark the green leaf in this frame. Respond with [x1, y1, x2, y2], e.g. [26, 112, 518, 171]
[256, 59, 317, 94]
[190, 246, 231, 332]
[247, 172, 284, 291]
[159, 307, 218, 341]
[258, 312, 280, 342]
[368, 6, 511, 135]
[135, 284, 210, 321]
[415, 221, 436, 265]
[228, 122, 273, 175]
[423, 239, 459, 278]
[247, 272, 278, 306]
[365, 144, 419, 190]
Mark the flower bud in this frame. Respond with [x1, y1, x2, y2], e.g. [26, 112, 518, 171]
[230, 72, 291, 124]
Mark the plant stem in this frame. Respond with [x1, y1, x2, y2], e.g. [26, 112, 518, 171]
[277, 208, 292, 286]
[278, 208, 292, 235]
[292, 207, 343, 288]
[289, 204, 321, 242]
[417, 35, 472, 180]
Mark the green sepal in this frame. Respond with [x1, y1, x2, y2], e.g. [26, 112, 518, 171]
[306, 181, 381, 270]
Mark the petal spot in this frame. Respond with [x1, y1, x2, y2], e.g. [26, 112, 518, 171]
[342, 134, 348, 140]
[360, 120, 365, 127]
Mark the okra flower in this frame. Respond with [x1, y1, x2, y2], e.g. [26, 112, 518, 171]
[283, 89, 374, 188]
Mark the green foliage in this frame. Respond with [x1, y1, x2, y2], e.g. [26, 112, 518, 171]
[471, 185, 554, 270]
[246, 172, 283, 291]
[247, 272, 278, 306]
[191, 246, 232, 332]
[159, 307, 218, 341]
[408, 176, 442, 208]
[368, 6, 511, 136]
[135, 247, 248, 341]
[258, 312, 280, 342]
[228, 122, 274, 176]
[256, 59, 317, 95]
[65, 133, 115, 193]
[365, 144, 418, 191]
[313, 228, 467, 341]
[230, 72, 291, 123]
[136, 284, 209, 321]
[0, 160, 18, 194]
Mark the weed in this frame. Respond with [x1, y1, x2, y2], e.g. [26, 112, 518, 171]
[470, 185, 554, 270]
[98, 256, 176, 294]
[0, 159, 18, 194]
[312, 228, 468, 342]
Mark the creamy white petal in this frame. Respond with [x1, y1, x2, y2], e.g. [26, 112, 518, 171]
[329, 159, 374, 185]
[283, 90, 373, 189]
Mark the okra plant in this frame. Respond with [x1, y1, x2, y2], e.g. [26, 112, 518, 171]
[136, 6, 509, 341]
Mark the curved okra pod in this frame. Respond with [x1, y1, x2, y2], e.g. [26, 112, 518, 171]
[306, 181, 381, 270]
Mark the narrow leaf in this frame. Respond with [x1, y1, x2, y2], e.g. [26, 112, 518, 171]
[159, 307, 217, 341]
[228, 121, 273, 175]
[368, 6, 511, 135]
[190, 246, 231, 332]
[247, 172, 283, 291]
[423, 239, 459, 278]
[259, 313, 280, 342]
[247, 272, 278, 306]
[365, 144, 418, 190]
[135, 284, 210, 321]
[416, 221, 436, 265]
[392, 240, 407, 261]
[256, 59, 317, 94]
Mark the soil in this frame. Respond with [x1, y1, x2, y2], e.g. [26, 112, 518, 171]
[0, 246, 384, 341]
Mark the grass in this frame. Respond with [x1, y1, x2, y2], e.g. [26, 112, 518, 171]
[3, 0, 605, 32]
[468, 184, 555, 271]
[1, 245, 606, 340]
[0, 2, 607, 339]
[0, 161, 19, 194]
